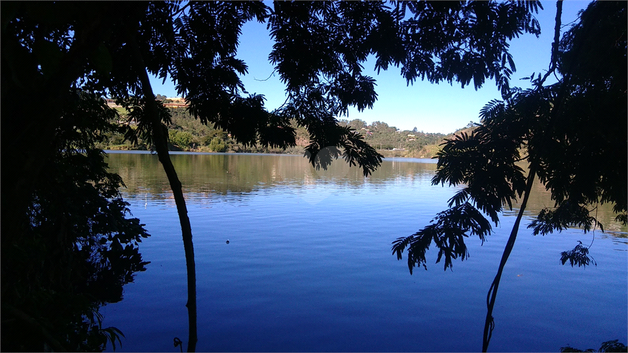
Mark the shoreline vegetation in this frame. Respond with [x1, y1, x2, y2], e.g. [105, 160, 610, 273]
[99, 103, 475, 159]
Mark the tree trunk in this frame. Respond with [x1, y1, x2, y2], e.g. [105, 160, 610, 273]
[482, 167, 536, 352]
[129, 40, 198, 352]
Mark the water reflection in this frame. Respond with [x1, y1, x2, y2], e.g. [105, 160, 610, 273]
[105, 151, 437, 201]
[508, 179, 627, 236]
[101, 151, 627, 352]
[106, 151, 626, 234]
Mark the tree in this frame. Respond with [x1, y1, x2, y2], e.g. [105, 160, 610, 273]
[348, 119, 368, 131]
[208, 137, 227, 153]
[1, 90, 150, 351]
[3, 1, 543, 351]
[392, 1, 626, 351]
[169, 130, 194, 150]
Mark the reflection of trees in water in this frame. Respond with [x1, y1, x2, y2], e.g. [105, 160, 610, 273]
[106, 152, 437, 201]
[508, 180, 627, 235]
[4, 148, 150, 351]
[107, 152, 626, 234]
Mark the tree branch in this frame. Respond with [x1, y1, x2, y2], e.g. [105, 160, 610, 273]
[539, 0, 563, 86]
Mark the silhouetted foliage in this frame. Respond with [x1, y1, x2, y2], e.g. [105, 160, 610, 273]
[267, 0, 542, 173]
[1, 91, 149, 351]
[392, 2, 626, 351]
[2, 1, 547, 351]
[561, 339, 627, 352]
[392, 202, 492, 272]
[559, 241, 597, 267]
[392, 0, 626, 276]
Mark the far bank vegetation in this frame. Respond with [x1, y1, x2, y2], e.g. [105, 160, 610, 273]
[99, 104, 475, 159]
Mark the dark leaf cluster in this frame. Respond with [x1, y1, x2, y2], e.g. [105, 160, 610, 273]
[392, 202, 492, 273]
[561, 339, 627, 352]
[267, 0, 541, 171]
[433, 126, 527, 224]
[119, 96, 172, 147]
[530, 1, 627, 233]
[392, 107, 529, 271]
[394, 0, 542, 97]
[393, 1, 627, 273]
[529, 203, 601, 236]
[2, 92, 149, 351]
[559, 241, 596, 268]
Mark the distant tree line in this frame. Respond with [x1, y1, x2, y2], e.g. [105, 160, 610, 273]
[98, 108, 458, 158]
[338, 119, 451, 158]
[97, 107, 308, 154]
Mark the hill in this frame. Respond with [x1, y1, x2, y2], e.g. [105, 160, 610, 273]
[97, 106, 475, 159]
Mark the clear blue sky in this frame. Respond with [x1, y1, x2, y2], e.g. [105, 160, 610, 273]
[150, 0, 590, 134]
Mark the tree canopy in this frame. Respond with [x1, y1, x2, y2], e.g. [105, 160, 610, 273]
[392, 0, 626, 275]
[1, 90, 149, 351]
[391, 1, 626, 350]
[3, 1, 546, 351]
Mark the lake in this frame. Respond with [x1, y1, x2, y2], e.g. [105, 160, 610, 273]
[101, 151, 627, 352]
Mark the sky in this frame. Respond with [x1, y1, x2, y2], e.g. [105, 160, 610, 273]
[150, 0, 591, 134]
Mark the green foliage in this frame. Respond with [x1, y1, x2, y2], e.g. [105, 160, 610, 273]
[338, 119, 448, 157]
[169, 130, 194, 149]
[100, 110, 451, 157]
[208, 137, 227, 152]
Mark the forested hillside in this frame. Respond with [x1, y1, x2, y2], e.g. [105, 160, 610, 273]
[98, 106, 467, 158]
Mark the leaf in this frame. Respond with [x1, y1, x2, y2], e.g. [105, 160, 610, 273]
[448, 188, 470, 207]
[560, 241, 597, 267]
[102, 326, 125, 351]
[506, 52, 516, 71]
[92, 42, 113, 75]
[479, 99, 504, 122]
[392, 203, 492, 272]
[34, 40, 63, 76]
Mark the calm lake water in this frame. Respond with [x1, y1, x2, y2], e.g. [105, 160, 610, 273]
[101, 151, 627, 352]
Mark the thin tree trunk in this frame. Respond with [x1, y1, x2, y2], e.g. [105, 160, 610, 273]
[482, 4, 565, 350]
[129, 39, 198, 352]
[482, 167, 536, 352]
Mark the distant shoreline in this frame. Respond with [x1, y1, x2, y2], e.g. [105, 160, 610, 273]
[103, 149, 438, 163]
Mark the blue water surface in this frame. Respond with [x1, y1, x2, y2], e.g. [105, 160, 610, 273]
[101, 153, 627, 352]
